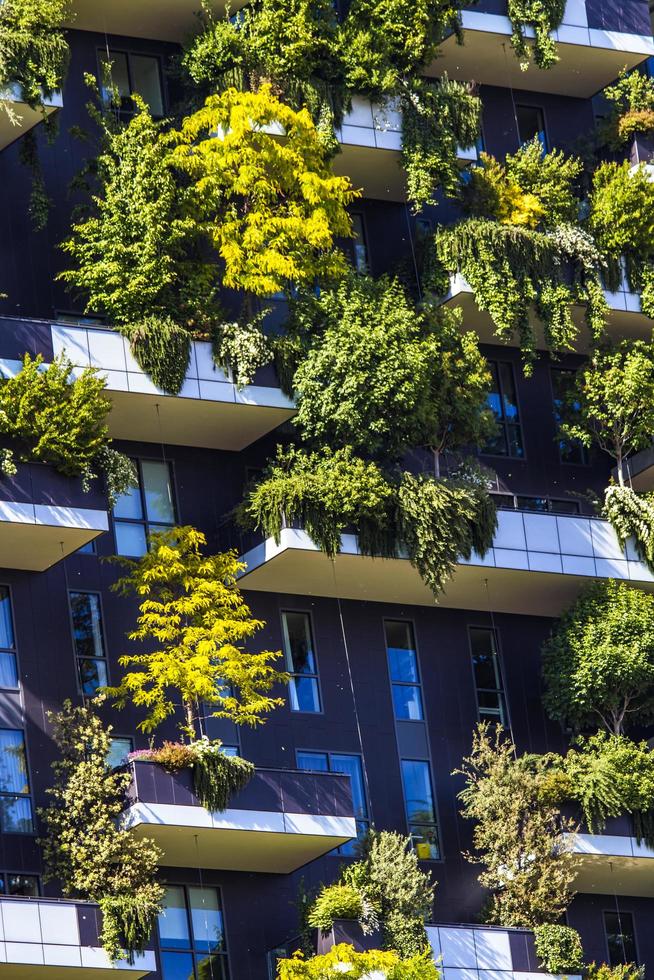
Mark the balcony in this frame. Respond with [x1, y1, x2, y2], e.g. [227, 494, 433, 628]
[440, 271, 649, 351]
[434, 0, 654, 97]
[0, 896, 155, 976]
[236, 510, 654, 616]
[567, 815, 654, 897]
[46, 324, 294, 452]
[0, 462, 107, 571]
[123, 761, 356, 873]
[0, 87, 62, 152]
[332, 97, 478, 201]
[68, 0, 228, 43]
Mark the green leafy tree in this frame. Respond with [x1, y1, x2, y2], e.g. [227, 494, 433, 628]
[278, 944, 438, 980]
[105, 526, 287, 738]
[542, 580, 654, 735]
[455, 723, 577, 929]
[39, 702, 164, 961]
[0, 0, 70, 115]
[291, 274, 495, 460]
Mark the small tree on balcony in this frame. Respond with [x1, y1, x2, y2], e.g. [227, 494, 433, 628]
[105, 525, 287, 740]
[542, 579, 654, 736]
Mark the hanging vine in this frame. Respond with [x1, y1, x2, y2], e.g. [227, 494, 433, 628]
[506, 0, 566, 70]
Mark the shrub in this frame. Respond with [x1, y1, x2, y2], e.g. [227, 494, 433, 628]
[533, 924, 584, 975]
[603, 70, 654, 145]
[586, 964, 644, 980]
[278, 944, 439, 980]
[191, 738, 254, 812]
[307, 885, 366, 933]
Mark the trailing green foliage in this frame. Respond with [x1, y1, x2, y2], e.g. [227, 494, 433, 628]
[38, 702, 164, 962]
[603, 485, 654, 571]
[105, 526, 288, 738]
[0, 353, 135, 504]
[307, 884, 367, 933]
[291, 274, 495, 459]
[0, 0, 69, 115]
[211, 313, 270, 388]
[122, 317, 192, 397]
[506, 0, 565, 69]
[589, 162, 654, 317]
[533, 924, 584, 975]
[278, 944, 439, 980]
[603, 69, 654, 146]
[542, 580, 654, 735]
[454, 724, 578, 929]
[191, 738, 255, 811]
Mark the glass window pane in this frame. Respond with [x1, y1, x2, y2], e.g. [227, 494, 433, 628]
[101, 51, 130, 108]
[401, 760, 436, 825]
[8, 874, 38, 896]
[604, 911, 637, 966]
[0, 795, 33, 833]
[330, 754, 367, 819]
[385, 621, 419, 682]
[113, 479, 143, 521]
[159, 886, 191, 950]
[507, 425, 524, 458]
[392, 684, 423, 721]
[115, 522, 148, 557]
[129, 55, 163, 116]
[189, 887, 224, 953]
[142, 461, 175, 525]
[196, 954, 227, 980]
[516, 104, 548, 150]
[220, 745, 238, 757]
[70, 593, 104, 659]
[469, 629, 501, 689]
[486, 362, 502, 420]
[282, 612, 316, 673]
[410, 824, 440, 860]
[0, 652, 18, 689]
[0, 730, 29, 794]
[351, 213, 368, 273]
[0, 588, 15, 649]
[499, 362, 520, 421]
[289, 676, 321, 713]
[78, 658, 108, 696]
[160, 951, 195, 980]
[107, 737, 132, 769]
[296, 751, 329, 771]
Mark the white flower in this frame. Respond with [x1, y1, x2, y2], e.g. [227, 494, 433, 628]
[331, 964, 353, 973]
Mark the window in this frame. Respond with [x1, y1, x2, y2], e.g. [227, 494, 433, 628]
[113, 459, 176, 557]
[492, 493, 580, 514]
[551, 368, 589, 465]
[604, 910, 638, 966]
[69, 592, 107, 695]
[0, 873, 39, 896]
[350, 213, 368, 273]
[400, 759, 440, 860]
[99, 50, 164, 116]
[297, 750, 369, 855]
[385, 621, 423, 721]
[516, 104, 548, 150]
[282, 612, 321, 713]
[158, 885, 229, 980]
[0, 730, 33, 833]
[483, 361, 524, 457]
[469, 627, 507, 726]
[0, 588, 17, 689]
[107, 737, 133, 770]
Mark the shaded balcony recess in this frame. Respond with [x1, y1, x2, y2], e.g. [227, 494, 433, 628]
[0, 896, 155, 978]
[0, 463, 108, 572]
[0, 323, 295, 453]
[434, 0, 654, 97]
[440, 272, 650, 351]
[67, 0, 231, 43]
[123, 761, 356, 874]
[333, 96, 477, 202]
[236, 511, 654, 617]
[0, 87, 62, 153]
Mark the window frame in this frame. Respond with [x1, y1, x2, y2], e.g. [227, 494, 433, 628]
[467, 625, 510, 729]
[0, 585, 19, 691]
[280, 609, 323, 715]
[491, 491, 581, 515]
[0, 872, 41, 897]
[349, 211, 369, 274]
[549, 366, 590, 467]
[383, 618, 424, 723]
[481, 360, 526, 460]
[157, 882, 230, 979]
[0, 727, 35, 836]
[96, 47, 166, 118]
[68, 590, 110, 696]
[515, 103, 549, 151]
[399, 757, 442, 862]
[112, 457, 177, 557]
[603, 908, 639, 967]
[295, 748, 370, 854]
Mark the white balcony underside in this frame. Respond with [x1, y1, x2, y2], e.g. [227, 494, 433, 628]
[238, 512, 654, 616]
[124, 802, 356, 873]
[434, 9, 654, 96]
[68, 0, 230, 42]
[569, 833, 654, 897]
[0, 502, 107, 571]
[441, 274, 651, 350]
[0, 89, 62, 152]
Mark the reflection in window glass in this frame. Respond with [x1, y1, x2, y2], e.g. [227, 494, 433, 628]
[483, 362, 524, 458]
[70, 593, 108, 696]
[159, 886, 191, 950]
[604, 910, 637, 966]
[551, 368, 589, 465]
[159, 886, 229, 980]
[469, 628, 507, 726]
[113, 460, 175, 557]
[0, 730, 32, 833]
[189, 887, 224, 953]
[107, 737, 133, 769]
[100, 50, 163, 116]
[282, 612, 321, 713]
[516, 104, 548, 150]
[0, 588, 17, 689]
[296, 750, 369, 854]
[0, 873, 39, 896]
[351, 213, 368, 273]
[401, 759, 439, 859]
[385, 621, 423, 721]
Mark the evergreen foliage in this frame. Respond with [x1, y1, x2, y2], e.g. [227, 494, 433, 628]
[0, 353, 135, 504]
[307, 884, 367, 933]
[533, 924, 584, 975]
[278, 944, 439, 980]
[455, 724, 578, 928]
[542, 580, 654, 735]
[38, 702, 164, 962]
[506, 0, 566, 69]
[105, 526, 287, 738]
